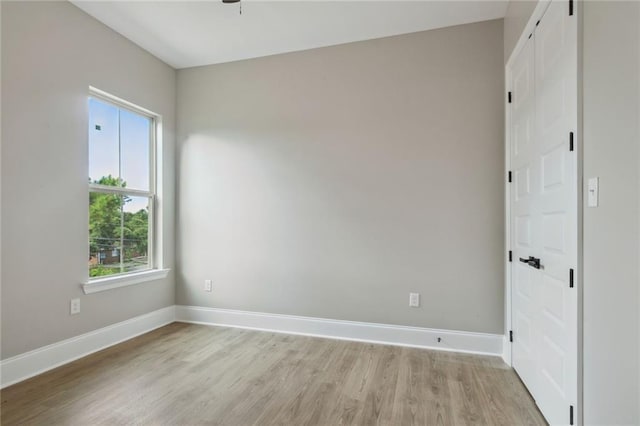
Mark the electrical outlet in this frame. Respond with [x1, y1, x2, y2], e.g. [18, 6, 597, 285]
[204, 279, 213, 292]
[409, 292, 420, 308]
[70, 298, 81, 315]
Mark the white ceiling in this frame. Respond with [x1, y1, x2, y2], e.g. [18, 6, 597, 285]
[72, 1, 508, 69]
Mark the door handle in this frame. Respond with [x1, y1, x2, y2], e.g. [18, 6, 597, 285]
[519, 256, 541, 269]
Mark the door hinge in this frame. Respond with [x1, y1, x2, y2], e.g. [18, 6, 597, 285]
[509, 330, 513, 342]
[570, 405, 574, 425]
[570, 268, 574, 288]
[569, 0, 574, 16]
[509, 251, 513, 262]
[508, 91, 512, 104]
[508, 171, 512, 183]
[570, 132, 575, 151]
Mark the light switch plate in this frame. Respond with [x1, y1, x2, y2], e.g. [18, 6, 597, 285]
[587, 177, 599, 207]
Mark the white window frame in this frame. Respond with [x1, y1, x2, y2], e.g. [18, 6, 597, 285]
[83, 87, 168, 294]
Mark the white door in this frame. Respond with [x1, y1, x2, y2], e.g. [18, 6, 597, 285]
[510, 33, 539, 397]
[509, 1, 578, 425]
[533, 1, 578, 423]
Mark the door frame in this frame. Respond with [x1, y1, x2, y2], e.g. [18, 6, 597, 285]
[503, 0, 583, 423]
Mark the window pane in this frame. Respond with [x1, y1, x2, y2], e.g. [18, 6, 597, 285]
[122, 195, 150, 273]
[120, 109, 150, 191]
[89, 98, 120, 186]
[89, 192, 150, 277]
[89, 192, 123, 278]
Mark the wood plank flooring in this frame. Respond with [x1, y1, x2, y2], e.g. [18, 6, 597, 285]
[1, 323, 546, 425]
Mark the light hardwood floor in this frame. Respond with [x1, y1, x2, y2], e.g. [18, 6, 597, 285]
[1, 323, 546, 425]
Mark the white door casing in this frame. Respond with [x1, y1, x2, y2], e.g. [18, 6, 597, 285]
[508, 1, 578, 425]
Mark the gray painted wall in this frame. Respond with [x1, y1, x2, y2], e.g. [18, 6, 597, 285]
[503, 0, 538, 62]
[176, 19, 505, 334]
[582, 2, 640, 424]
[1, 1, 176, 359]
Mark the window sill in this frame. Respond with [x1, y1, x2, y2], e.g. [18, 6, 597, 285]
[83, 269, 170, 294]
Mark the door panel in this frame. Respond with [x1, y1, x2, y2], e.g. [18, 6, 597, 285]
[510, 34, 539, 396]
[534, 1, 577, 423]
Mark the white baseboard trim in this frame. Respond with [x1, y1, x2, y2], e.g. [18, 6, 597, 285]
[175, 305, 504, 357]
[0, 306, 175, 389]
[1, 305, 506, 389]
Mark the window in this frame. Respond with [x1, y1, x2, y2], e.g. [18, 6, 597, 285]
[88, 90, 157, 282]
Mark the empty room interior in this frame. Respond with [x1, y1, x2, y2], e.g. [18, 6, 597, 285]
[1, 0, 639, 425]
